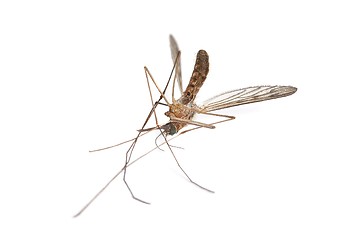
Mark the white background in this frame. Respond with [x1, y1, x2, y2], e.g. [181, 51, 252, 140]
[1, 0, 339, 239]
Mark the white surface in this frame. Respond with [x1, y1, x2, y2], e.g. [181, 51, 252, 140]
[1, 0, 339, 239]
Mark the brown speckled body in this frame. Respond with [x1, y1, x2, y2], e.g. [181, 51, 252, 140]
[164, 50, 209, 135]
[164, 103, 197, 134]
[178, 50, 209, 105]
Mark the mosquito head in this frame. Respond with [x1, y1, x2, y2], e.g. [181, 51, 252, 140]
[161, 122, 177, 136]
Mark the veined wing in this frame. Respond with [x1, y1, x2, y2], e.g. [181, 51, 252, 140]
[200, 85, 297, 112]
[169, 35, 183, 94]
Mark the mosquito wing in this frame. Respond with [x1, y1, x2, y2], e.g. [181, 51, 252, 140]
[169, 35, 183, 94]
[200, 85, 297, 112]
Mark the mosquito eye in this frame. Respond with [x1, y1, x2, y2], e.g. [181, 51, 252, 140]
[186, 91, 191, 97]
[170, 124, 177, 135]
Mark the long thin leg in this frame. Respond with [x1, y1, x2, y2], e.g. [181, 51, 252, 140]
[195, 110, 236, 120]
[170, 117, 216, 129]
[122, 53, 181, 204]
[159, 129, 214, 193]
[89, 131, 151, 152]
[179, 114, 236, 135]
[74, 132, 184, 217]
[144, 67, 171, 106]
[144, 66, 162, 136]
[168, 110, 235, 130]
[182, 107, 236, 128]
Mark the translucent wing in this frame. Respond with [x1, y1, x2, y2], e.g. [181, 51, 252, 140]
[200, 85, 297, 112]
[169, 35, 183, 94]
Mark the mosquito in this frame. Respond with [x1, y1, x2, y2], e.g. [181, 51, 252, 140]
[73, 35, 297, 217]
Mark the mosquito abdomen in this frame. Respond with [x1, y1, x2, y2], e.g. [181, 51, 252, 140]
[179, 50, 209, 105]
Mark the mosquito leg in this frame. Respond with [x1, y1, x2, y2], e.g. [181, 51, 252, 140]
[170, 117, 216, 129]
[154, 131, 184, 151]
[143, 50, 181, 128]
[155, 132, 165, 151]
[144, 51, 181, 106]
[178, 115, 236, 136]
[121, 53, 180, 204]
[172, 110, 236, 132]
[124, 133, 185, 206]
[89, 130, 152, 153]
[159, 131, 214, 193]
[123, 168, 150, 204]
[144, 67, 171, 106]
[120, 60, 176, 203]
[195, 110, 236, 120]
[144, 67, 162, 127]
